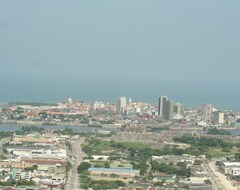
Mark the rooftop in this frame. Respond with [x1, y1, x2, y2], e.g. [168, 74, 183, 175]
[88, 167, 139, 173]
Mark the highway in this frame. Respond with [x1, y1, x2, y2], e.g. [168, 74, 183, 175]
[65, 138, 85, 190]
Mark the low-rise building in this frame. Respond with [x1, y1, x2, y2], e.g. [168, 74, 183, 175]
[219, 162, 240, 175]
[231, 167, 240, 176]
[152, 155, 195, 168]
[88, 167, 140, 178]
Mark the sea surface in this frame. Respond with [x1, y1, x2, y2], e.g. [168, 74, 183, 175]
[227, 129, 240, 136]
[0, 79, 239, 111]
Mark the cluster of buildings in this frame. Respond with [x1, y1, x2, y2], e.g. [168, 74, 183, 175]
[151, 154, 214, 190]
[0, 96, 240, 129]
[158, 96, 184, 120]
[0, 132, 70, 189]
[82, 156, 140, 183]
[157, 96, 239, 127]
[82, 151, 213, 190]
[185, 103, 239, 127]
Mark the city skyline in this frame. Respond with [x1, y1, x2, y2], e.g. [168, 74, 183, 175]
[2, 95, 238, 112]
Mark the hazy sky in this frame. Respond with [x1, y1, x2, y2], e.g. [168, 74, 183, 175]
[0, 0, 240, 107]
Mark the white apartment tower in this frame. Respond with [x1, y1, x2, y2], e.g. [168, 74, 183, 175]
[202, 104, 213, 123]
[117, 96, 127, 113]
[174, 103, 184, 115]
[213, 112, 225, 124]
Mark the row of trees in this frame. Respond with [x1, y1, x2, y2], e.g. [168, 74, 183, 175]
[207, 127, 231, 135]
[80, 177, 125, 190]
[0, 179, 36, 186]
[174, 136, 234, 153]
[151, 161, 190, 177]
[0, 131, 13, 140]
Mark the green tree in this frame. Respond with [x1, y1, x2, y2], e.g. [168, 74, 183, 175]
[0, 179, 14, 186]
[77, 162, 91, 174]
[132, 161, 148, 175]
[235, 153, 240, 161]
[204, 179, 212, 184]
[25, 165, 38, 172]
[207, 128, 231, 135]
[3, 148, 8, 154]
[194, 160, 202, 165]
[104, 162, 110, 168]
[0, 154, 7, 160]
[66, 161, 72, 172]
[18, 179, 36, 186]
[236, 143, 240, 148]
[154, 181, 164, 187]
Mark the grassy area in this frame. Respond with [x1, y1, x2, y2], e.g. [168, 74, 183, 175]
[82, 139, 152, 159]
[117, 142, 150, 149]
[206, 147, 239, 158]
[100, 141, 151, 149]
[84, 140, 150, 153]
[97, 141, 112, 150]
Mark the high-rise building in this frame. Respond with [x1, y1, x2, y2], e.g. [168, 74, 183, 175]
[128, 97, 132, 104]
[213, 112, 225, 124]
[165, 100, 174, 120]
[93, 101, 105, 110]
[158, 96, 174, 120]
[117, 96, 127, 113]
[158, 96, 168, 117]
[202, 104, 213, 123]
[174, 103, 184, 115]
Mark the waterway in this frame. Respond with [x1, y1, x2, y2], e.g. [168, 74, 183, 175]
[229, 129, 240, 136]
[0, 124, 239, 135]
[0, 124, 118, 132]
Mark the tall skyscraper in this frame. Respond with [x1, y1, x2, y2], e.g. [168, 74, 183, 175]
[165, 100, 174, 120]
[202, 104, 213, 123]
[158, 96, 168, 117]
[117, 96, 127, 114]
[174, 103, 184, 115]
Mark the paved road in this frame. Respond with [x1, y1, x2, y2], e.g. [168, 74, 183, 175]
[65, 138, 85, 190]
[0, 137, 11, 154]
[202, 162, 222, 190]
[208, 161, 239, 190]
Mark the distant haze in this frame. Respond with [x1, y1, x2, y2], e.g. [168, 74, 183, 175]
[0, 0, 240, 110]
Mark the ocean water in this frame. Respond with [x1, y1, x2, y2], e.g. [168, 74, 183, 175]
[0, 77, 239, 111]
